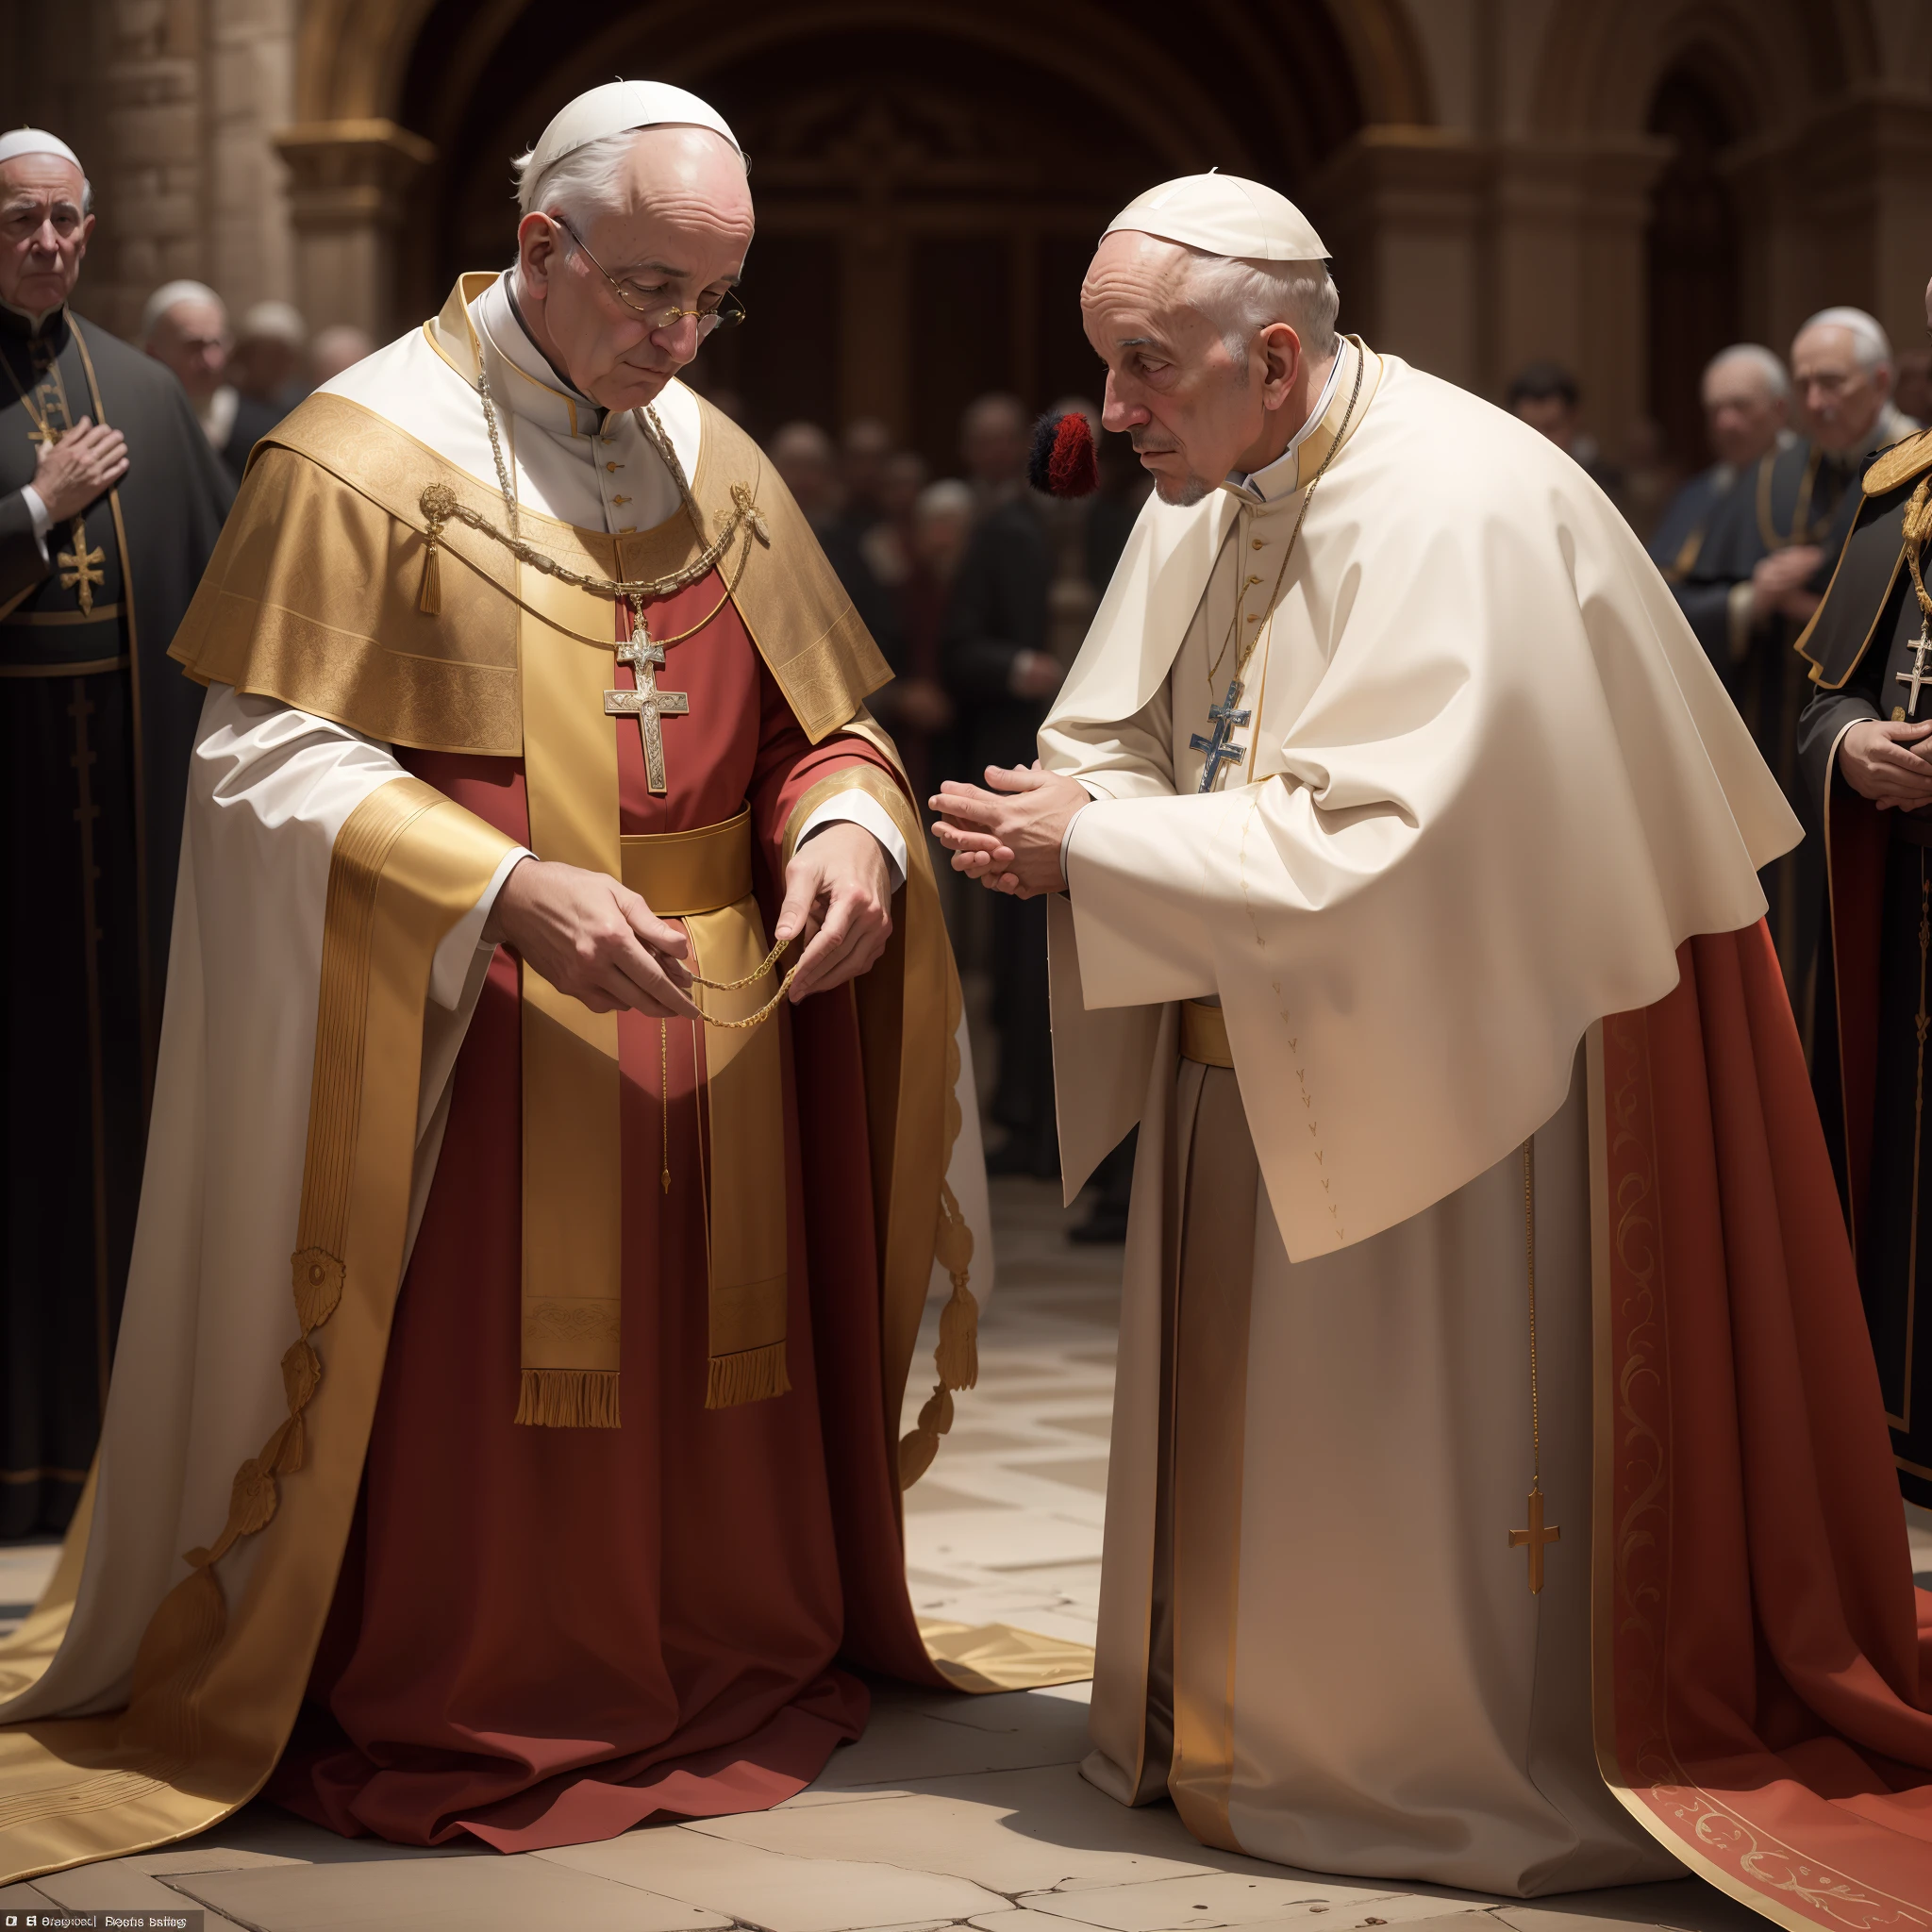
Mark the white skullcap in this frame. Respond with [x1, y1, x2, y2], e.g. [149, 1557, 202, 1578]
[238, 299, 307, 345]
[142, 279, 226, 341]
[518, 81, 740, 204]
[0, 128, 82, 172]
[1796, 306, 1893, 372]
[1104, 172, 1326, 262]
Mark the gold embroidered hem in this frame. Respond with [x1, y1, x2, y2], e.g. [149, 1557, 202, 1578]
[0, 778, 514, 1886]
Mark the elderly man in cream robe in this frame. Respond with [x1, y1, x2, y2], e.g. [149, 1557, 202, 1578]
[931, 177, 1932, 1909]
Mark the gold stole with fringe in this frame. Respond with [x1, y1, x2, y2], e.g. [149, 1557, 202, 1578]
[512, 539, 790, 1427]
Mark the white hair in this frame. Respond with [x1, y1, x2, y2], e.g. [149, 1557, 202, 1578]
[510, 124, 748, 225]
[1796, 306, 1892, 373]
[141, 278, 226, 343]
[1704, 342, 1790, 401]
[1187, 251, 1339, 364]
[510, 129, 639, 225]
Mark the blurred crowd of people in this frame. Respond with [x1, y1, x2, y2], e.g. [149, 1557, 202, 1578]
[136, 280, 374, 484]
[746, 392, 1146, 1219]
[114, 281, 1932, 1227]
[1505, 308, 1925, 1047]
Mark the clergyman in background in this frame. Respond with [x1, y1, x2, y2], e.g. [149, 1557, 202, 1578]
[1797, 271, 1932, 1508]
[1686, 306, 1922, 1020]
[0, 128, 231, 1536]
[142, 278, 248, 481]
[1650, 343, 1791, 629]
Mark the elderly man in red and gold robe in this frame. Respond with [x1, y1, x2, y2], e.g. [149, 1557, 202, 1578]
[0, 82, 1046, 1884]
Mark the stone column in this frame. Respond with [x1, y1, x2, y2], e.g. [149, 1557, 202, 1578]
[274, 119, 435, 341]
[88, 0, 211, 341]
[1307, 126, 1490, 393]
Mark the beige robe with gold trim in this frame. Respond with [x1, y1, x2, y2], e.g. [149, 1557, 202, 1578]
[1041, 341, 1799, 1892]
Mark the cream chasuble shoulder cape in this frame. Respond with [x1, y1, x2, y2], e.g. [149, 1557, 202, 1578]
[0, 276, 1015, 1888]
[1041, 339, 1797, 1253]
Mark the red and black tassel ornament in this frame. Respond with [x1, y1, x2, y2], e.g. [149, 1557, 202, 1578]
[1027, 408, 1099, 498]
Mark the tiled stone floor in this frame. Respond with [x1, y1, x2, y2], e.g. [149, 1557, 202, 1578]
[0, 1178, 1895, 1931]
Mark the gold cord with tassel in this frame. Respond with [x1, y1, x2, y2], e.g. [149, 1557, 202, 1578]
[898, 1028, 979, 1488]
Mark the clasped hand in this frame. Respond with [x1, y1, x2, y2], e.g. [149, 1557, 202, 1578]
[930, 763, 1090, 897]
[487, 820, 892, 1018]
[1841, 717, 1932, 812]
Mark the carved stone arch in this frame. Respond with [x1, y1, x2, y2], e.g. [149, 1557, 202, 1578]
[1306, 0, 1437, 125]
[1527, 0, 1839, 142]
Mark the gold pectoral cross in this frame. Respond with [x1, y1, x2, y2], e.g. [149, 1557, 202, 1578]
[1899, 622, 1932, 720]
[604, 626, 690, 795]
[58, 523, 106, 617]
[1508, 1483, 1560, 1595]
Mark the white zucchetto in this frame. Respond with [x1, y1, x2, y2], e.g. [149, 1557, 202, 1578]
[1104, 173, 1327, 262]
[0, 127, 83, 172]
[520, 81, 741, 193]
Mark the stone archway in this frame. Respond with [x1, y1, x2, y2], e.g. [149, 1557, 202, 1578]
[316, 0, 1373, 456]
[278, 0, 1427, 438]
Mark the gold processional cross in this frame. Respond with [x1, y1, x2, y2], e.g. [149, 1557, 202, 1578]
[603, 624, 689, 795]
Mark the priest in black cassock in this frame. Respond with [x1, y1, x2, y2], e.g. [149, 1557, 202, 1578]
[1684, 308, 1921, 1018]
[1649, 342, 1790, 627]
[1798, 276, 1932, 1501]
[0, 127, 231, 1536]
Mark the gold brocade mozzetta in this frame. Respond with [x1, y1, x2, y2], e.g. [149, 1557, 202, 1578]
[0, 779, 514, 1885]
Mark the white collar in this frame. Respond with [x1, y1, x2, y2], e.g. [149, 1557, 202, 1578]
[1233, 350, 1347, 502]
[472, 272, 608, 442]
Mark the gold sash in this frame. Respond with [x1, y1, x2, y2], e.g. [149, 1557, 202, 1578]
[1179, 999, 1234, 1070]
[624, 810, 789, 1407]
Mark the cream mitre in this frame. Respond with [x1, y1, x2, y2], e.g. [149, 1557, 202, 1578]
[514, 80, 743, 211]
[1103, 171, 1327, 260]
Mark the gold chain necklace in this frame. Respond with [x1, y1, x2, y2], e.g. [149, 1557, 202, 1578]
[439, 351, 801, 1024]
[415, 361, 771, 632]
[1190, 349, 1364, 793]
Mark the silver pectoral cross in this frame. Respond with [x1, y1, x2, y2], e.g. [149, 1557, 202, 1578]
[604, 626, 689, 795]
[1191, 677, 1253, 793]
[1898, 622, 1932, 720]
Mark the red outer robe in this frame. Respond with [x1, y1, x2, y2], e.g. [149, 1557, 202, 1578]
[1598, 920, 1932, 1919]
[268, 568, 943, 1852]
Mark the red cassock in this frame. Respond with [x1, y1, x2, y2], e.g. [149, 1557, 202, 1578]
[1597, 921, 1932, 1920]
[268, 568, 945, 1851]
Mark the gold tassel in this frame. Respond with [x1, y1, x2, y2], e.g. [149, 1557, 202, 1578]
[514, 1367, 621, 1428]
[417, 537, 441, 615]
[705, 1341, 791, 1409]
[898, 1176, 979, 1489]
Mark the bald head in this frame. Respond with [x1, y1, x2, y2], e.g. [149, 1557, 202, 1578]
[514, 124, 754, 413]
[0, 152, 92, 317]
